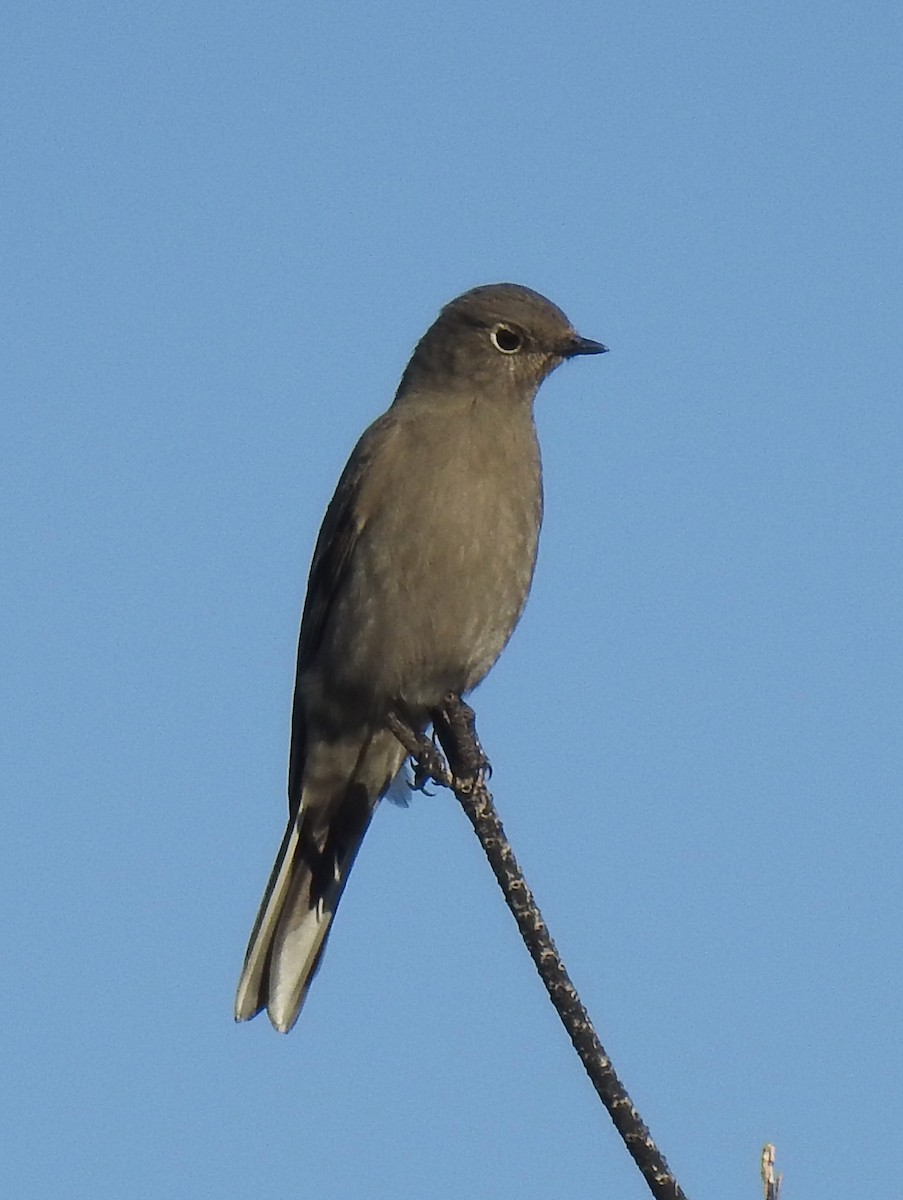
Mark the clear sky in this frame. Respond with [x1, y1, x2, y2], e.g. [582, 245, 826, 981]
[4, 2, 901, 1197]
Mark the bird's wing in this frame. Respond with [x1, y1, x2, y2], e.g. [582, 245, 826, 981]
[287, 411, 400, 807]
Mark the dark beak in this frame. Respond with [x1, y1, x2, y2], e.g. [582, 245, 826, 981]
[565, 334, 609, 357]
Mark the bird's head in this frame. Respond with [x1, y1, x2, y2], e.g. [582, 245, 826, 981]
[396, 283, 607, 404]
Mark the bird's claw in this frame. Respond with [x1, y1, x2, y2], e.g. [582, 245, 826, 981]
[432, 694, 492, 788]
[387, 710, 452, 788]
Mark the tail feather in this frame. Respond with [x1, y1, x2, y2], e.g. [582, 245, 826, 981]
[266, 847, 345, 1032]
[236, 728, 408, 1031]
[234, 818, 302, 1024]
[234, 795, 376, 1033]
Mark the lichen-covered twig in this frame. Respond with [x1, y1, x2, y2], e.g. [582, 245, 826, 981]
[761, 1144, 782, 1200]
[388, 696, 688, 1200]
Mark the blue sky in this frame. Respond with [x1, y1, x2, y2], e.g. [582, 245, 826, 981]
[4, 2, 901, 1197]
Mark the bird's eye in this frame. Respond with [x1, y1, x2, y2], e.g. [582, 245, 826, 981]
[490, 325, 523, 354]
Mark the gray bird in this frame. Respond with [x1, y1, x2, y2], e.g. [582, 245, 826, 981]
[235, 283, 607, 1032]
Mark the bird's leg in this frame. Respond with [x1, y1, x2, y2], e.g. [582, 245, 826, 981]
[386, 710, 451, 789]
[431, 693, 492, 786]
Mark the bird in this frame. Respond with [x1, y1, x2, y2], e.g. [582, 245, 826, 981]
[234, 283, 607, 1032]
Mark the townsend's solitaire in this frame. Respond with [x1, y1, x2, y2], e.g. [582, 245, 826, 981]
[235, 283, 607, 1032]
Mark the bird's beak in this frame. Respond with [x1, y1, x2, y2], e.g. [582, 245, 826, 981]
[565, 335, 609, 357]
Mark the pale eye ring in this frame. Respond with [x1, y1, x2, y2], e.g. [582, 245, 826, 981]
[490, 325, 523, 354]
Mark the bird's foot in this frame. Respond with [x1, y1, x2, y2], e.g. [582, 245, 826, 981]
[386, 711, 452, 789]
[432, 694, 492, 789]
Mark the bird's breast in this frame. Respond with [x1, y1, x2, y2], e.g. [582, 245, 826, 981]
[323, 402, 543, 717]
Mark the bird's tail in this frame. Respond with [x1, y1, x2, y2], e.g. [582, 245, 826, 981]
[234, 789, 375, 1033]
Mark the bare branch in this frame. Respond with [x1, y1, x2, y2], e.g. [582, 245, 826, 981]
[761, 1144, 782, 1200]
[390, 696, 689, 1200]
